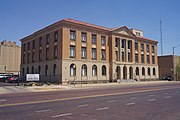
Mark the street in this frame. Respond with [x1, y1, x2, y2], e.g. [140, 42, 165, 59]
[0, 83, 180, 120]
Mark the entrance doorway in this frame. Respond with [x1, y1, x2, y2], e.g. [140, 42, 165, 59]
[116, 66, 121, 79]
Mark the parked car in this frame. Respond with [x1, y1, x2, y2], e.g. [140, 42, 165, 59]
[7, 77, 18, 83]
[162, 75, 173, 81]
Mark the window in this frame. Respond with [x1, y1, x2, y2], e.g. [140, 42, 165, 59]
[70, 30, 76, 40]
[153, 68, 156, 75]
[92, 48, 96, 60]
[135, 53, 138, 63]
[146, 45, 149, 52]
[142, 67, 145, 75]
[136, 32, 140, 36]
[23, 44, 26, 52]
[92, 65, 97, 76]
[81, 64, 87, 76]
[27, 67, 29, 74]
[32, 51, 35, 62]
[141, 54, 144, 63]
[116, 51, 118, 61]
[27, 53, 30, 63]
[115, 38, 119, 47]
[46, 34, 50, 45]
[101, 36, 106, 46]
[39, 49, 42, 61]
[147, 55, 150, 64]
[122, 52, 125, 62]
[92, 34, 96, 44]
[22, 67, 25, 76]
[23, 54, 26, 64]
[101, 49, 106, 60]
[32, 40, 35, 49]
[152, 46, 155, 53]
[70, 45, 76, 58]
[128, 41, 131, 49]
[152, 56, 155, 64]
[81, 47, 86, 59]
[135, 42, 138, 51]
[148, 67, 150, 75]
[81, 32, 87, 42]
[45, 65, 48, 76]
[136, 67, 139, 75]
[28, 42, 30, 50]
[102, 65, 106, 76]
[54, 31, 58, 42]
[128, 53, 131, 62]
[53, 64, 57, 76]
[70, 64, 76, 76]
[31, 66, 34, 74]
[46, 48, 49, 60]
[38, 65, 41, 74]
[141, 44, 144, 51]
[54, 46, 58, 59]
[39, 37, 42, 47]
[121, 39, 125, 48]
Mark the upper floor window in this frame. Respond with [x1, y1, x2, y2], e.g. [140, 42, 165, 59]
[70, 45, 75, 58]
[28, 42, 30, 50]
[81, 47, 86, 59]
[115, 38, 119, 47]
[39, 37, 42, 47]
[81, 32, 87, 42]
[146, 45, 149, 52]
[128, 41, 131, 49]
[54, 46, 58, 59]
[101, 49, 106, 60]
[152, 46, 155, 53]
[135, 42, 138, 51]
[152, 56, 155, 64]
[121, 39, 125, 48]
[54, 31, 58, 42]
[46, 34, 50, 45]
[141, 43, 144, 51]
[92, 34, 96, 44]
[46, 48, 49, 60]
[70, 30, 76, 40]
[39, 49, 42, 61]
[141, 54, 144, 63]
[23, 44, 26, 52]
[92, 48, 96, 60]
[101, 36, 106, 46]
[135, 53, 138, 63]
[32, 40, 35, 49]
[32, 51, 35, 62]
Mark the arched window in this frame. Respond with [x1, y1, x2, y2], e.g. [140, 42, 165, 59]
[53, 64, 57, 76]
[136, 67, 139, 75]
[142, 67, 145, 75]
[153, 68, 156, 75]
[45, 65, 48, 76]
[70, 64, 76, 76]
[148, 67, 151, 75]
[32, 66, 34, 74]
[82, 64, 87, 76]
[38, 65, 41, 74]
[92, 65, 97, 76]
[102, 65, 106, 76]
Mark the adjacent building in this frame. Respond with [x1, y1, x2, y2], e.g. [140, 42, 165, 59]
[0, 40, 21, 75]
[158, 55, 180, 80]
[20, 18, 159, 84]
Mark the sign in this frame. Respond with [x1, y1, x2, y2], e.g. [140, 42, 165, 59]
[26, 74, 39, 81]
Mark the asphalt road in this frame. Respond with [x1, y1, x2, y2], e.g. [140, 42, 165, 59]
[0, 83, 180, 120]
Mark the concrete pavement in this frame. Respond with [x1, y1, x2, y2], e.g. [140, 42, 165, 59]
[0, 81, 179, 94]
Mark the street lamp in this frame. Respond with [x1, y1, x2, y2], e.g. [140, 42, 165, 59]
[73, 65, 76, 87]
[173, 44, 180, 55]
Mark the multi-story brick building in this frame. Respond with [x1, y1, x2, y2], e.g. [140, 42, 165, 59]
[0, 40, 21, 75]
[20, 18, 159, 84]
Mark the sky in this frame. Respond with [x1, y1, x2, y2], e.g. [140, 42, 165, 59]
[0, 0, 180, 55]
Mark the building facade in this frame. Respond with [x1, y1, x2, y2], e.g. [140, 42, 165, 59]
[158, 55, 180, 80]
[20, 18, 159, 84]
[0, 40, 21, 75]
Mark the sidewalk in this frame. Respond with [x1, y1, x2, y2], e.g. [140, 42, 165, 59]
[0, 81, 179, 94]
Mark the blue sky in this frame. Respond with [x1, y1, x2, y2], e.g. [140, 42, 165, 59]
[1, 0, 180, 55]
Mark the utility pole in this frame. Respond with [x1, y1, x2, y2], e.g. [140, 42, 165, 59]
[160, 20, 163, 55]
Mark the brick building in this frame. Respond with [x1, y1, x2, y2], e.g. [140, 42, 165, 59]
[20, 18, 159, 84]
[0, 40, 21, 75]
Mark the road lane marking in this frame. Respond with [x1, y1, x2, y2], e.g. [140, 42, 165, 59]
[36, 109, 51, 113]
[51, 113, 72, 118]
[1, 86, 180, 108]
[163, 93, 169, 94]
[130, 97, 137, 100]
[77, 104, 89, 107]
[148, 95, 155, 97]
[125, 102, 136, 106]
[96, 107, 109, 111]
[148, 99, 156, 102]
[107, 100, 116, 103]
[0, 99, 6, 102]
[164, 96, 171, 99]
